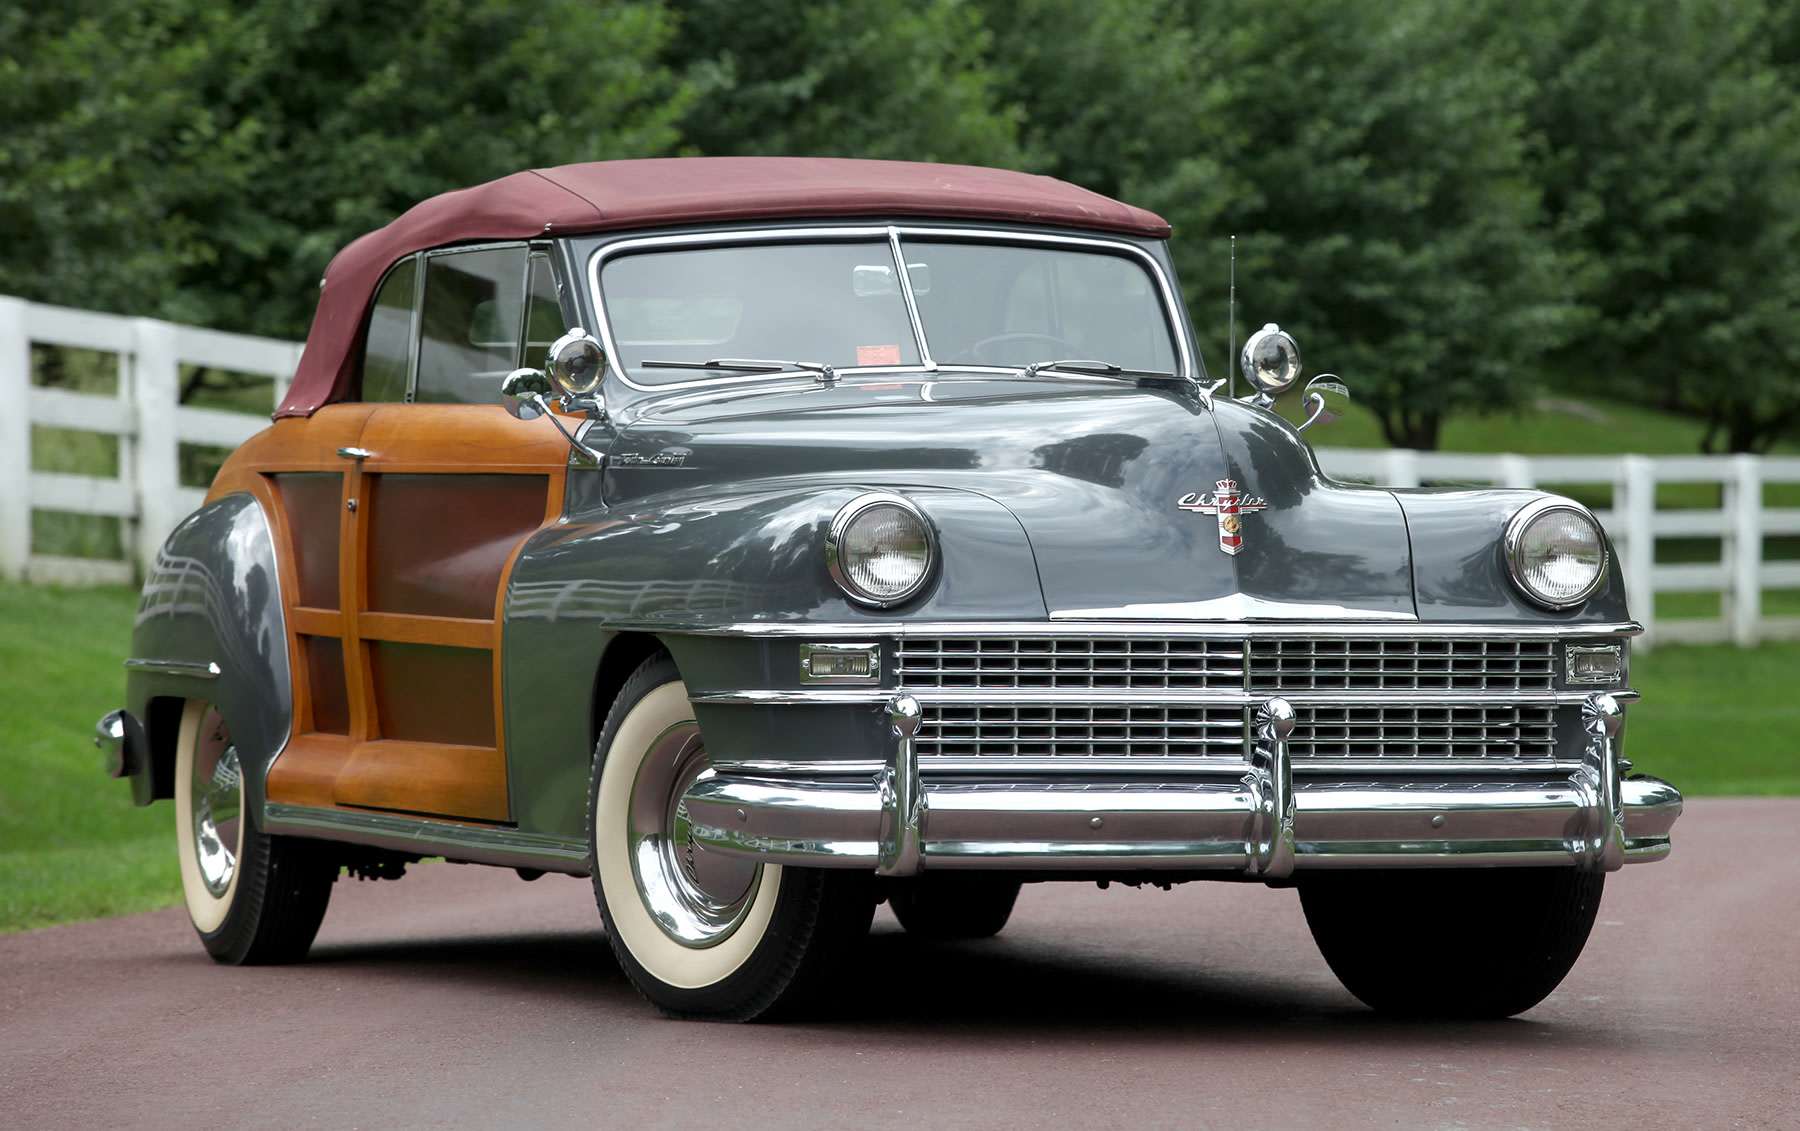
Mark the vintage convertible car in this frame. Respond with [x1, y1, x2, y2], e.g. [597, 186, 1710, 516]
[95, 157, 1681, 1021]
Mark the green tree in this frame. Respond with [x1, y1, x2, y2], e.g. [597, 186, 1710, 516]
[1510, 0, 1800, 453]
[982, 0, 1567, 450]
[660, 0, 1024, 166]
[0, 0, 692, 341]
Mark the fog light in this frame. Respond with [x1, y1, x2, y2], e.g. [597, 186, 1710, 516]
[801, 643, 880, 684]
[1567, 644, 1624, 685]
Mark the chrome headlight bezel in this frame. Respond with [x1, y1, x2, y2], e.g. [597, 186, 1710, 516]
[1504, 497, 1609, 610]
[826, 492, 936, 608]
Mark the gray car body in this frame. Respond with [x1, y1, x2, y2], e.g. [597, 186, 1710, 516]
[117, 218, 1635, 865]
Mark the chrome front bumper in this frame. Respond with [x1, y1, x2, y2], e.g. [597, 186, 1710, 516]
[682, 693, 1682, 877]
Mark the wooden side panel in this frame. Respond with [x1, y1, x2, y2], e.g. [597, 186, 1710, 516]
[365, 474, 548, 620]
[332, 741, 511, 823]
[273, 473, 344, 610]
[237, 406, 568, 826]
[364, 641, 496, 747]
[302, 636, 350, 735]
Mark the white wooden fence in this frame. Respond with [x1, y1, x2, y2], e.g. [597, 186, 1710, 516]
[0, 295, 299, 585]
[1315, 447, 1800, 646]
[3, 295, 1796, 647]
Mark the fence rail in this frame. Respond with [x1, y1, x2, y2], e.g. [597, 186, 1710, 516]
[3, 295, 1795, 647]
[1316, 447, 1800, 646]
[0, 295, 299, 584]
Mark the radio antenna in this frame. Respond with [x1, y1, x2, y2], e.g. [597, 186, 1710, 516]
[1227, 235, 1237, 400]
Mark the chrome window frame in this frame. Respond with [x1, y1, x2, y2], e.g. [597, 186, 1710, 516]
[585, 225, 1194, 395]
[410, 239, 536, 405]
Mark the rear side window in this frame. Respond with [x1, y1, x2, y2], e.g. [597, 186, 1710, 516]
[416, 246, 529, 405]
[360, 257, 417, 403]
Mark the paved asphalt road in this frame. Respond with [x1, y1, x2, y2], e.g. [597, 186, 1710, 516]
[2, 798, 1795, 1130]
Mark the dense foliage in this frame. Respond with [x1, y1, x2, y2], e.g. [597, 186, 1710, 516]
[2, 0, 1795, 449]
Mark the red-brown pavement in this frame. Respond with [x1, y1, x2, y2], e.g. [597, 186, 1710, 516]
[1, 798, 1795, 1130]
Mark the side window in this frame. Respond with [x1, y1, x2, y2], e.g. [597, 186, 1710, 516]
[360, 256, 417, 403]
[522, 251, 567, 371]
[416, 246, 529, 405]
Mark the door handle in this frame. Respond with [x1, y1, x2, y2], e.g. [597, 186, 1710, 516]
[336, 447, 374, 461]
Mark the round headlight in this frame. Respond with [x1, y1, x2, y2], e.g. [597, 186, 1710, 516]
[827, 493, 934, 607]
[1505, 498, 1608, 609]
[1241, 323, 1302, 398]
[546, 328, 605, 396]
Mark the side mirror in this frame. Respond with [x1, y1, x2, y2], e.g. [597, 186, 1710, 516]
[501, 367, 555, 421]
[1296, 375, 1350, 433]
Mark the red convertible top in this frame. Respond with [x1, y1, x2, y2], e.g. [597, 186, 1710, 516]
[275, 157, 1172, 417]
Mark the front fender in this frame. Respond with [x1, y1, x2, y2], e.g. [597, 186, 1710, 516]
[500, 480, 1043, 841]
[124, 492, 290, 821]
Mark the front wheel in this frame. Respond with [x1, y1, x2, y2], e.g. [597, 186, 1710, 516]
[589, 656, 874, 1021]
[1298, 867, 1604, 1018]
[174, 699, 336, 964]
[887, 873, 1022, 939]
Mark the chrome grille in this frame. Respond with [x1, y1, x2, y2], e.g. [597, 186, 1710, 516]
[1291, 704, 1558, 760]
[899, 637, 1244, 691]
[1250, 639, 1555, 694]
[918, 704, 1244, 759]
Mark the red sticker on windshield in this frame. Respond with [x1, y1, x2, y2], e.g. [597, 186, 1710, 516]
[857, 344, 902, 366]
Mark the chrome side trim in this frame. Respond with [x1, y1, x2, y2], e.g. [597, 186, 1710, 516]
[876, 695, 925, 876]
[692, 687, 1628, 708]
[262, 803, 590, 871]
[1244, 698, 1296, 879]
[679, 620, 1645, 640]
[124, 658, 221, 679]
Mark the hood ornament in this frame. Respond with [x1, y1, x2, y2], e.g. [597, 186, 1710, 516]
[1178, 479, 1268, 556]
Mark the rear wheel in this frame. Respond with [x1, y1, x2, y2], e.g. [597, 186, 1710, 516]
[1298, 867, 1603, 1018]
[888, 873, 1022, 939]
[589, 656, 875, 1021]
[174, 700, 336, 964]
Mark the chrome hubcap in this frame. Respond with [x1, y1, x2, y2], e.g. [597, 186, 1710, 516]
[190, 708, 242, 898]
[627, 721, 761, 947]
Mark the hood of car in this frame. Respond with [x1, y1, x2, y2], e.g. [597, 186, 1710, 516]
[610, 377, 1415, 620]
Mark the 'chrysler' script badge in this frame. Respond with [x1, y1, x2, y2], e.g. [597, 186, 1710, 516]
[1177, 479, 1268, 556]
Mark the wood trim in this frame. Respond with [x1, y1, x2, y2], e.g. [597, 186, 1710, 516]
[340, 458, 376, 742]
[357, 611, 493, 649]
[333, 739, 511, 822]
[291, 606, 341, 637]
[263, 732, 353, 809]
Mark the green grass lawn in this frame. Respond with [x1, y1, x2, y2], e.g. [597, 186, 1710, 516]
[0, 581, 182, 933]
[1, 579, 1793, 935]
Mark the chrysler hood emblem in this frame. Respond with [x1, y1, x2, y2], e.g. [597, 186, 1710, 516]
[1177, 479, 1268, 555]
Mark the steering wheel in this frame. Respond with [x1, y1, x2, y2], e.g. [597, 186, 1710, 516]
[946, 332, 1083, 367]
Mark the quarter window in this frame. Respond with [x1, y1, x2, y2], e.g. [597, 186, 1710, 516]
[359, 256, 417, 403]
[416, 246, 530, 405]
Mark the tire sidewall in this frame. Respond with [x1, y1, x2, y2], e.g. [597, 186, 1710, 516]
[174, 699, 247, 938]
[590, 665, 786, 994]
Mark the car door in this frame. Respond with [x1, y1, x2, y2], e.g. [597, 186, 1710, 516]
[265, 244, 571, 824]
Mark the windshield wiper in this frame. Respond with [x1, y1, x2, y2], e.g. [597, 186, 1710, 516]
[641, 357, 837, 383]
[1024, 358, 1189, 389]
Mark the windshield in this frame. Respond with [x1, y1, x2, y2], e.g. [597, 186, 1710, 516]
[597, 234, 1179, 386]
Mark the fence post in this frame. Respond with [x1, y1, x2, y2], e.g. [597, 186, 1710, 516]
[0, 296, 31, 582]
[132, 317, 181, 578]
[1620, 455, 1656, 645]
[1499, 454, 1534, 489]
[1384, 448, 1420, 488]
[1727, 453, 1763, 646]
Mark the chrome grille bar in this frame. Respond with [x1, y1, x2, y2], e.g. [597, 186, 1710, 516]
[917, 704, 1245, 759]
[899, 637, 1244, 691]
[1290, 704, 1558, 760]
[1250, 639, 1555, 694]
